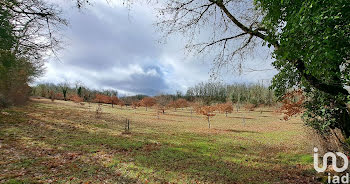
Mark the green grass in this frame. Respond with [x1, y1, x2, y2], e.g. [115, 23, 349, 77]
[0, 99, 317, 183]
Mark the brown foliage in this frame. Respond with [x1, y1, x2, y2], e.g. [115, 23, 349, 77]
[131, 100, 141, 109]
[195, 105, 216, 117]
[55, 93, 64, 100]
[280, 89, 305, 120]
[167, 98, 189, 110]
[140, 97, 156, 110]
[167, 101, 176, 109]
[70, 94, 83, 103]
[195, 105, 216, 128]
[118, 100, 125, 108]
[176, 98, 189, 108]
[93, 94, 110, 104]
[110, 96, 119, 107]
[49, 90, 55, 102]
[216, 102, 233, 116]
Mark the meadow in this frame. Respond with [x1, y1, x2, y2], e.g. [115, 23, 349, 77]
[0, 98, 318, 183]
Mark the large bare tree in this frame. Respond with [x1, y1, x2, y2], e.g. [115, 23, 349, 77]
[154, 0, 350, 140]
[156, 0, 269, 73]
[1, 0, 68, 60]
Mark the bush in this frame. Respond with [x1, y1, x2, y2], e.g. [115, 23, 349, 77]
[70, 95, 83, 103]
[0, 51, 39, 107]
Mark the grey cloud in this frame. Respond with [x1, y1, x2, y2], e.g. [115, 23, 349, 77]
[42, 3, 170, 95]
[37, 1, 276, 96]
[98, 66, 169, 96]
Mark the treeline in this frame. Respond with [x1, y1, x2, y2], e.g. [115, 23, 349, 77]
[0, 5, 41, 108]
[185, 82, 276, 106]
[32, 81, 276, 108]
[32, 83, 182, 107]
[32, 83, 118, 103]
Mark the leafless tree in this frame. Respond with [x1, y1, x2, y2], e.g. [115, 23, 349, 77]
[59, 82, 69, 101]
[156, 0, 270, 75]
[1, 0, 68, 60]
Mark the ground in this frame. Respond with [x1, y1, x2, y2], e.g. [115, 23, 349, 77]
[0, 98, 319, 183]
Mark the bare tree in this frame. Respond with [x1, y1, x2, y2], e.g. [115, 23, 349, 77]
[59, 82, 69, 101]
[1, 0, 68, 60]
[156, 0, 268, 75]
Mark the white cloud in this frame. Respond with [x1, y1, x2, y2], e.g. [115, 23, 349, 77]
[36, 0, 277, 96]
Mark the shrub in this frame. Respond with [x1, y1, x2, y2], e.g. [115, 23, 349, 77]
[93, 94, 110, 104]
[216, 102, 233, 117]
[49, 90, 55, 102]
[195, 105, 216, 128]
[140, 97, 156, 111]
[110, 96, 119, 108]
[70, 95, 83, 103]
[0, 51, 39, 107]
[55, 93, 64, 100]
[132, 100, 140, 109]
[118, 100, 125, 109]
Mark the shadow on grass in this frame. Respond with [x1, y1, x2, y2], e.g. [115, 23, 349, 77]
[227, 116, 256, 120]
[212, 128, 261, 134]
[0, 111, 143, 183]
[127, 138, 315, 183]
[0, 103, 316, 184]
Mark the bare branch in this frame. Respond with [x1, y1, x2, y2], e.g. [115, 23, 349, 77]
[198, 32, 247, 53]
[156, 0, 269, 75]
[1, 0, 68, 60]
[212, 0, 267, 40]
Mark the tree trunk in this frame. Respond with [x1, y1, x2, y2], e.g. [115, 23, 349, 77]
[336, 103, 350, 139]
[208, 116, 210, 128]
[294, 59, 349, 96]
[63, 91, 67, 101]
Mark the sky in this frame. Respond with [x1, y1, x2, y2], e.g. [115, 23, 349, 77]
[36, 0, 277, 96]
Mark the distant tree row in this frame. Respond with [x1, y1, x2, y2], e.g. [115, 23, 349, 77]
[32, 83, 119, 104]
[185, 81, 276, 106]
[32, 81, 276, 109]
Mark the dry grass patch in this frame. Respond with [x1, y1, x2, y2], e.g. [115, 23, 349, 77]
[0, 98, 318, 183]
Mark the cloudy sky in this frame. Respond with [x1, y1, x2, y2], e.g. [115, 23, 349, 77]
[36, 0, 277, 96]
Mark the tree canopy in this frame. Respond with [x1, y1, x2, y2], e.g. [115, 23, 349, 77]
[257, 0, 350, 137]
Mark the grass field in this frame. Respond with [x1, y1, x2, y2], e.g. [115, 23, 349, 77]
[0, 98, 318, 183]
